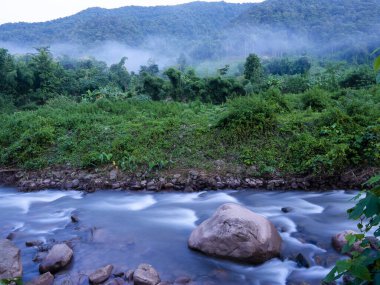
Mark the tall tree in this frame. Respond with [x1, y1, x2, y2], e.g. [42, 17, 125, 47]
[244, 54, 263, 83]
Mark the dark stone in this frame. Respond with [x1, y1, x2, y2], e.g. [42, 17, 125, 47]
[281, 207, 293, 213]
[71, 215, 79, 223]
[295, 253, 310, 268]
[26, 240, 44, 247]
[6, 232, 15, 240]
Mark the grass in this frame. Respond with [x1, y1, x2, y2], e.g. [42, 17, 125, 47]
[0, 86, 379, 178]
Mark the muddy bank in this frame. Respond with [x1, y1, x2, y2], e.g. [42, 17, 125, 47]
[0, 167, 376, 192]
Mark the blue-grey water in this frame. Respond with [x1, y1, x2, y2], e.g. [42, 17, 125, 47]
[0, 187, 358, 284]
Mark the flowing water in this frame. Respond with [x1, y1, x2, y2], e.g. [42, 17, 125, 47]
[0, 187, 358, 284]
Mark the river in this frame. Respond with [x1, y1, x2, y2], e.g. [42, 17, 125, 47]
[0, 187, 358, 285]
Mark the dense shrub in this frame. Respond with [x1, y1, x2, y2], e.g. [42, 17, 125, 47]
[301, 88, 331, 111]
[216, 95, 278, 137]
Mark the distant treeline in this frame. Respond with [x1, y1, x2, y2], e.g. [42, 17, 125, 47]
[0, 47, 378, 112]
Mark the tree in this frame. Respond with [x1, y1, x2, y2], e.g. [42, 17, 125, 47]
[218, 65, 230, 76]
[244, 54, 263, 84]
[0, 48, 17, 94]
[142, 75, 165, 101]
[164, 67, 183, 101]
[109, 57, 130, 92]
[139, 59, 159, 76]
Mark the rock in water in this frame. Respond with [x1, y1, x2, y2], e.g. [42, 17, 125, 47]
[39, 244, 73, 274]
[188, 203, 282, 264]
[133, 264, 161, 285]
[332, 230, 362, 253]
[89, 265, 113, 284]
[0, 239, 23, 278]
[25, 272, 54, 285]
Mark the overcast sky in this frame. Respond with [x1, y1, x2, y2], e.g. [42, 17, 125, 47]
[1, 0, 263, 25]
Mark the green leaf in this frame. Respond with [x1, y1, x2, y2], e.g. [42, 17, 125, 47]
[367, 175, 380, 186]
[324, 267, 341, 282]
[336, 260, 351, 272]
[364, 194, 380, 217]
[346, 233, 357, 246]
[351, 264, 371, 280]
[375, 56, 380, 72]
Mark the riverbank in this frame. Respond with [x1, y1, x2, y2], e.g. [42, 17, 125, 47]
[0, 166, 377, 192]
[1, 88, 379, 189]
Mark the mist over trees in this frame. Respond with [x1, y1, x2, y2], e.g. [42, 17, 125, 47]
[0, 0, 379, 63]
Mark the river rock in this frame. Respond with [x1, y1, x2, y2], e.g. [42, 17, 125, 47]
[332, 230, 362, 253]
[281, 207, 293, 213]
[26, 272, 54, 285]
[188, 203, 282, 264]
[26, 240, 44, 247]
[0, 239, 23, 278]
[89, 265, 113, 284]
[133, 264, 160, 285]
[39, 243, 73, 274]
[295, 253, 310, 268]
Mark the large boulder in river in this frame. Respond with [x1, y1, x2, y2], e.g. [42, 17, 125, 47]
[39, 243, 73, 274]
[188, 203, 282, 264]
[0, 239, 23, 278]
[133, 264, 161, 285]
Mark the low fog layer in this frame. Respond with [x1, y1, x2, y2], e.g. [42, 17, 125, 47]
[0, 24, 376, 71]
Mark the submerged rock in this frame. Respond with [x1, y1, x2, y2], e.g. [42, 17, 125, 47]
[281, 207, 293, 213]
[25, 272, 54, 285]
[133, 264, 160, 285]
[295, 253, 310, 268]
[39, 243, 73, 274]
[0, 239, 23, 279]
[89, 265, 113, 284]
[188, 203, 282, 264]
[26, 240, 44, 247]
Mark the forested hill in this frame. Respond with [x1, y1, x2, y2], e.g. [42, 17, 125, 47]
[0, 0, 379, 60]
[234, 0, 380, 45]
[0, 2, 251, 46]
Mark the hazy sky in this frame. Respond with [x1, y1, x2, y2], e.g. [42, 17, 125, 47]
[1, 0, 263, 25]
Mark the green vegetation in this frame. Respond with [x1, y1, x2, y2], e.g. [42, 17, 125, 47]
[0, 48, 379, 179]
[322, 48, 380, 285]
[325, 175, 380, 284]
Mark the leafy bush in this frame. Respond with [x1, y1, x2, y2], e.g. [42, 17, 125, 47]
[325, 175, 380, 284]
[281, 75, 310, 94]
[216, 95, 278, 138]
[340, 67, 376, 89]
[301, 88, 330, 111]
